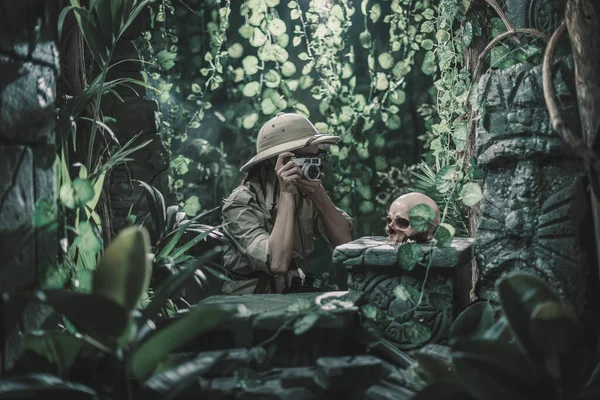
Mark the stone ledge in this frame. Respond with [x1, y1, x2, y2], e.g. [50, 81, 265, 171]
[332, 236, 475, 269]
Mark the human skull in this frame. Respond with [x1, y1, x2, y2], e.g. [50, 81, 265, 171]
[385, 193, 440, 244]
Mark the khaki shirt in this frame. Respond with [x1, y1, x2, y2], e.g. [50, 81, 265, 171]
[221, 172, 353, 295]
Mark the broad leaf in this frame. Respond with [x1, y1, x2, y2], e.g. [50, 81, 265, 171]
[93, 227, 152, 313]
[435, 166, 456, 194]
[409, 204, 436, 232]
[131, 303, 245, 380]
[294, 313, 320, 335]
[0, 373, 97, 399]
[25, 331, 94, 377]
[498, 274, 562, 367]
[5, 290, 128, 344]
[33, 198, 58, 231]
[451, 339, 546, 400]
[529, 301, 585, 380]
[60, 178, 95, 209]
[397, 243, 424, 271]
[460, 182, 483, 206]
[435, 223, 455, 247]
[449, 301, 494, 340]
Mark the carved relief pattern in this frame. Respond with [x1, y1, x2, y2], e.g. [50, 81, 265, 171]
[349, 271, 452, 350]
[475, 60, 592, 312]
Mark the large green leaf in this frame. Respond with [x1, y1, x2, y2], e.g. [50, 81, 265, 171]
[434, 223, 455, 247]
[435, 166, 456, 194]
[449, 301, 494, 340]
[497, 274, 562, 367]
[59, 178, 95, 209]
[529, 301, 585, 380]
[409, 204, 436, 232]
[397, 243, 424, 271]
[0, 373, 97, 399]
[459, 182, 483, 207]
[25, 331, 95, 377]
[451, 339, 547, 400]
[131, 303, 246, 380]
[93, 227, 152, 314]
[5, 290, 128, 344]
[33, 198, 58, 231]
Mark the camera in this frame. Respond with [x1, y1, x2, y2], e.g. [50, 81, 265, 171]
[290, 157, 322, 181]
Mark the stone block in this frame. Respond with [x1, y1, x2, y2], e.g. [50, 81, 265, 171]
[314, 355, 383, 391]
[332, 236, 475, 350]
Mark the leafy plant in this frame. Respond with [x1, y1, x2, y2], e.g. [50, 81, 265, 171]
[4, 226, 244, 398]
[409, 273, 600, 400]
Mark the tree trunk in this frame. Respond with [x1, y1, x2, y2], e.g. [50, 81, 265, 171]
[565, 0, 600, 279]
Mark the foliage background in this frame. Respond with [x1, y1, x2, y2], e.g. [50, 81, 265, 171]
[135, 0, 486, 275]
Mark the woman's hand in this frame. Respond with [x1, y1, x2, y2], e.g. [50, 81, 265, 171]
[294, 172, 326, 199]
[275, 152, 301, 195]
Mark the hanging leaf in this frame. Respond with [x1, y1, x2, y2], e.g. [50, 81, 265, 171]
[33, 198, 58, 231]
[239, 24, 253, 39]
[359, 30, 372, 49]
[249, 28, 267, 47]
[242, 113, 259, 129]
[435, 166, 456, 194]
[74, 221, 102, 255]
[460, 182, 483, 206]
[281, 61, 296, 77]
[294, 313, 320, 335]
[227, 43, 244, 59]
[261, 98, 277, 115]
[435, 223, 455, 247]
[378, 52, 394, 70]
[409, 204, 436, 232]
[242, 55, 259, 75]
[157, 50, 176, 71]
[369, 3, 382, 23]
[394, 283, 420, 306]
[422, 39, 434, 50]
[60, 178, 95, 209]
[268, 18, 286, 37]
[404, 320, 432, 345]
[452, 123, 468, 151]
[375, 72, 389, 91]
[463, 21, 473, 47]
[264, 70, 281, 88]
[242, 82, 260, 97]
[397, 243, 424, 271]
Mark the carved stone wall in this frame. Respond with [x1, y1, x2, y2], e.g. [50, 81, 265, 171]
[0, 1, 58, 372]
[474, 59, 594, 312]
[506, 0, 562, 34]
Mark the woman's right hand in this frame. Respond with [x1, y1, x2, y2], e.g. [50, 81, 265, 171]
[275, 152, 301, 194]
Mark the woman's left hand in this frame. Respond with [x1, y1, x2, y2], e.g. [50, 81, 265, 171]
[294, 173, 325, 199]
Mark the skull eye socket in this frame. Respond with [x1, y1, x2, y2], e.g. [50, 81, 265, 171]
[395, 217, 410, 229]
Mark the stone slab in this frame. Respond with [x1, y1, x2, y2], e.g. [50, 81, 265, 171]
[332, 236, 475, 269]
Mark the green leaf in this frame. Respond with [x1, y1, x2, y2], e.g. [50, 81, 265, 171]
[238, 24, 253, 39]
[529, 301, 585, 379]
[74, 221, 102, 255]
[6, 290, 128, 344]
[242, 113, 259, 129]
[60, 178, 95, 209]
[25, 331, 89, 376]
[397, 243, 424, 271]
[377, 52, 394, 70]
[369, 3, 381, 23]
[265, 0, 280, 6]
[375, 72, 388, 91]
[294, 313, 320, 335]
[33, 198, 58, 231]
[422, 39, 434, 50]
[264, 70, 281, 88]
[242, 81, 260, 97]
[435, 166, 456, 194]
[249, 28, 267, 47]
[227, 42, 244, 59]
[435, 223, 455, 247]
[93, 227, 151, 314]
[404, 320, 431, 344]
[460, 182, 483, 206]
[463, 21, 473, 47]
[261, 98, 277, 115]
[394, 283, 420, 306]
[295, 103, 310, 118]
[359, 30, 372, 49]
[0, 373, 97, 399]
[281, 61, 296, 77]
[183, 195, 201, 217]
[157, 50, 176, 71]
[242, 55, 259, 75]
[497, 274, 562, 368]
[452, 123, 468, 151]
[131, 303, 245, 380]
[449, 302, 494, 340]
[451, 338, 544, 400]
[409, 204, 436, 232]
[268, 18, 286, 36]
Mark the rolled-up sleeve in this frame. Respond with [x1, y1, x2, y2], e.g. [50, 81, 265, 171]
[222, 191, 272, 273]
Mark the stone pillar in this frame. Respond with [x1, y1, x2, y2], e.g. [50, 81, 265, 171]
[474, 58, 594, 313]
[0, 1, 58, 371]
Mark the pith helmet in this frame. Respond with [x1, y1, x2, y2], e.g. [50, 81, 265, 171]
[240, 113, 340, 173]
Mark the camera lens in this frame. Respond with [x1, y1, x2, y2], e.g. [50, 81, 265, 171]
[306, 165, 320, 180]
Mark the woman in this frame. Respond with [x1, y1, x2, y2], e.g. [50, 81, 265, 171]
[221, 113, 353, 294]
